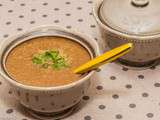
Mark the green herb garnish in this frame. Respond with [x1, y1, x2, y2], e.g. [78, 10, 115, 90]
[32, 50, 69, 70]
[32, 57, 42, 64]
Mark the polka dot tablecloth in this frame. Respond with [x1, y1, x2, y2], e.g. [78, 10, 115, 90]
[0, 0, 160, 120]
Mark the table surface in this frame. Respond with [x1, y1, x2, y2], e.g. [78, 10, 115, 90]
[0, 0, 160, 120]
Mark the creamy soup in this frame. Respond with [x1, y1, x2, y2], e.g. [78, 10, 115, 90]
[5, 36, 91, 87]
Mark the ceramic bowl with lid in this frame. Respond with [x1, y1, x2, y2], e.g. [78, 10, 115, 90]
[93, 0, 160, 68]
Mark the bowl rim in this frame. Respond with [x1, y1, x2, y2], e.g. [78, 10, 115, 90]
[92, 0, 160, 41]
[0, 25, 100, 91]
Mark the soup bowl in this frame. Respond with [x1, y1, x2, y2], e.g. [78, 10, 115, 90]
[0, 26, 99, 119]
[93, 0, 160, 69]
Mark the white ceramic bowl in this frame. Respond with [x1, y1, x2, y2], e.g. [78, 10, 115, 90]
[0, 26, 99, 114]
[93, 0, 160, 68]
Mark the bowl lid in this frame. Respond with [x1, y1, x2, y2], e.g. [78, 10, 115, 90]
[99, 0, 160, 36]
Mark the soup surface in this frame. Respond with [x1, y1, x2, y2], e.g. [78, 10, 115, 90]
[5, 36, 91, 87]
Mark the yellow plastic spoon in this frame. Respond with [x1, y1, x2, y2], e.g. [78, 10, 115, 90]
[73, 43, 133, 74]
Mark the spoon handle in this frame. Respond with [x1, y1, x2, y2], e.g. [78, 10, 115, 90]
[73, 43, 133, 74]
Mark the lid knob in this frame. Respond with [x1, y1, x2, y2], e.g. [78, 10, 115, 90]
[131, 0, 149, 7]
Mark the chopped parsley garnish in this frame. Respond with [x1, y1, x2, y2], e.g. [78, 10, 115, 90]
[32, 50, 69, 70]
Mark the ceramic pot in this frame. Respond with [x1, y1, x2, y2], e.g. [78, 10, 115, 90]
[93, 0, 160, 68]
[0, 26, 99, 118]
